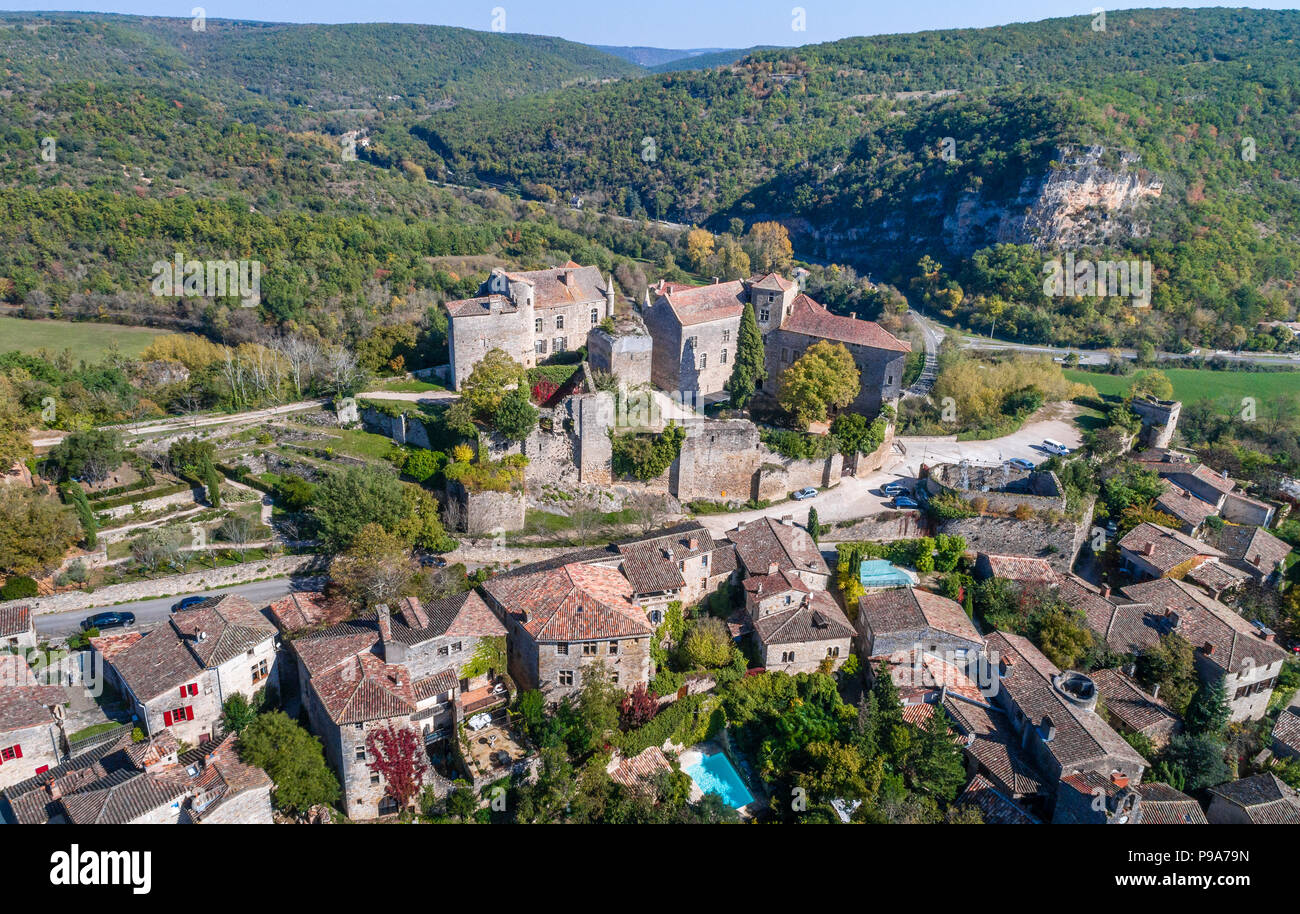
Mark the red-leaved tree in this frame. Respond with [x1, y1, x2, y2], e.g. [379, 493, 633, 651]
[365, 724, 428, 812]
[619, 682, 659, 729]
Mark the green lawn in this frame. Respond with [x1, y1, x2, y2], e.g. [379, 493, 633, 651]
[1066, 367, 1300, 409]
[0, 316, 165, 359]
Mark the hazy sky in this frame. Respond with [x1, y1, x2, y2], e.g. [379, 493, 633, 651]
[2, 1, 1296, 48]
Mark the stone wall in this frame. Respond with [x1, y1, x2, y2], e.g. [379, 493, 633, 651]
[756, 453, 843, 502]
[760, 636, 851, 674]
[821, 510, 929, 544]
[3, 554, 327, 616]
[533, 636, 652, 702]
[202, 785, 274, 824]
[587, 325, 653, 387]
[361, 405, 433, 450]
[94, 486, 203, 521]
[445, 480, 526, 536]
[670, 420, 763, 503]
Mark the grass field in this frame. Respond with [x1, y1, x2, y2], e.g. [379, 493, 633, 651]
[0, 316, 164, 359]
[1065, 367, 1300, 409]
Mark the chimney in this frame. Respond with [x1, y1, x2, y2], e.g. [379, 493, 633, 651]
[688, 537, 699, 550]
[780, 514, 794, 526]
[1202, 641, 1215, 656]
[196, 629, 207, 643]
[1151, 683, 1160, 700]
[1099, 584, 1111, 598]
[1142, 542, 1155, 557]
[1251, 553, 1262, 567]
[47, 779, 61, 801]
[377, 604, 392, 644]
[768, 561, 779, 576]
[1111, 771, 1130, 789]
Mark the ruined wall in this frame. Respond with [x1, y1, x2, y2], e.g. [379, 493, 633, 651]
[587, 326, 653, 388]
[670, 420, 763, 503]
[445, 480, 527, 536]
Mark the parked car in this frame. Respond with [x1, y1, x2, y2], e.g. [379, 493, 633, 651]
[792, 487, 818, 500]
[171, 596, 207, 613]
[80, 611, 135, 632]
[892, 495, 920, 509]
[881, 482, 909, 497]
[420, 555, 448, 568]
[1042, 438, 1071, 456]
[1007, 457, 1036, 471]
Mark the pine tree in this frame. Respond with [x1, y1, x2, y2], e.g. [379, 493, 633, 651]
[725, 301, 766, 408]
[1184, 677, 1231, 737]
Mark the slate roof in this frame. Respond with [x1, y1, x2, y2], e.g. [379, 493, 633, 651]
[0, 653, 65, 733]
[1204, 523, 1291, 575]
[780, 293, 911, 352]
[1091, 668, 1179, 736]
[857, 587, 982, 645]
[660, 280, 747, 327]
[984, 631, 1147, 773]
[956, 774, 1041, 824]
[484, 561, 653, 643]
[1116, 577, 1288, 675]
[0, 605, 31, 638]
[753, 590, 854, 647]
[1118, 522, 1223, 574]
[1209, 773, 1300, 824]
[728, 516, 829, 579]
[1134, 781, 1209, 824]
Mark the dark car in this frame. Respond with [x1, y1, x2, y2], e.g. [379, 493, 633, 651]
[881, 482, 909, 497]
[171, 596, 207, 613]
[892, 495, 920, 509]
[80, 611, 136, 632]
[419, 555, 448, 568]
[1007, 457, 1036, 471]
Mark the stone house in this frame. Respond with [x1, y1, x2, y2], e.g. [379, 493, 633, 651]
[1202, 523, 1291, 586]
[856, 587, 983, 661]
[973, 553, 1060, 586]
[291, 592, 507, 818]
[1271, 707, 1300, 760]
[1206, 773, 1300, 824]
[955, 774, 1041, 824]
[1153, 484, 1218, 535]
[981, 632, 1147, 803]
[727, 515, 831, 590]
[614, 523, 737, 622]
[483, 561, 654, 701]
[0, 606, 36, 652]
[739, 570, 853, 672]
[96, 594, 280, 746]
[643, 278, 747, 400]
[1, 730, 272, 824]
[445, 262, 615, 389]
[1090, 667, 1181, 748]
[1118, 522, 1226, 580]
[763, 292, 911, 414]
[0, 653, 67, 789]
[1053, 770, 1207, 824]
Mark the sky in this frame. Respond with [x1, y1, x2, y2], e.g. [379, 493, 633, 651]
[0, 1, 1296, 48]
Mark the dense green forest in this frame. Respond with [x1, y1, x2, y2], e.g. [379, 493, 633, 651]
[2, 9, 1300, 353]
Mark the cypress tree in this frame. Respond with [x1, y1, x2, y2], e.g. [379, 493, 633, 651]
[725, 301, 766, 408]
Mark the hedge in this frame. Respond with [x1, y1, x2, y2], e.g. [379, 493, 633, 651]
[616, 693, 724, 755]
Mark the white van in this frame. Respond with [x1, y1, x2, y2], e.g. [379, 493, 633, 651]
[1042, 438, 1070, 456]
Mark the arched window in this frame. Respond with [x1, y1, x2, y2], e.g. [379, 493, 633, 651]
[378, 796, 399, 816]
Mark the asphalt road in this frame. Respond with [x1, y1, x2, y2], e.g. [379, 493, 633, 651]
[34, 577, 303, 640]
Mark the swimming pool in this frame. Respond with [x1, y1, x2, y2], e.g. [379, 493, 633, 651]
[859, 558, 918, 589]
[685, 751, 754, 809]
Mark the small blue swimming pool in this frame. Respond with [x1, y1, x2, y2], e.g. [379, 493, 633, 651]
[686, 752, 754, 809]
[859, 558, 916, 589]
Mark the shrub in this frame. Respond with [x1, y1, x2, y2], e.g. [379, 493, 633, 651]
[610, 422, 685, 480]
[0, 576, 39, 600]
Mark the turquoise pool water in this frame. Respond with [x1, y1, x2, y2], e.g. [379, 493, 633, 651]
[685, 752, 754, 809]
[859, 558, 914, 589]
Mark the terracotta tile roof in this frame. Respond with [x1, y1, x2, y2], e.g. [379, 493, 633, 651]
[780, 293, 911, 352]
[1204, 524, 1291, 575]
[617, 525, 720, 594]
[748, 272, 796, 292]
[873, 647, 984, 703]
[88, 631, 143, 663]
[743, 567, 810, 598]
[957, 774, 1041, 824]
[728, 516, 829, 579]
[412, 669, 459, 703]
[942, 697, 1046, 797]
[857, 587, 982, 645]
[1154, 484, 1218, 528]
[1091, 668, 1179, 735]
[1056, 576, 1122, 635]
[391, 591, 506, 644]
[1209, 774, 1300, 824]
[0, 605, 31, 638]
[1117, 577, 1288, 674]
[1184, 560, 1250, 595]
[1272, 707, 1300, 756]
[484, 561, 653, 643]
[754, 590, 854, 647]
[1134, 781, 1209, 824]
[105, 624, 204, 703]
[1133, 455, 1236, 497]
[169, 594, 277, 667]
[292, 624, 377, 676]
[1119, 522, 1224, 573]
[268, 591, 345, 632]
[503, 264, 609, 310]
[661, 280, 747, 327]
[983, 631, 1147, 772]
[979, 553, 1060, 585]
[311, 651, 417, 725]
[0, 653, 65, 732]
[606, 746, 673, 795]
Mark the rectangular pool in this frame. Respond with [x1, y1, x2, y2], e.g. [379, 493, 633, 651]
[685, 751, 754, 809]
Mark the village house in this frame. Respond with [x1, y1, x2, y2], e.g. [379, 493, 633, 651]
[1117, 521, 1226, 580]
[1271, 707, 1300, 760]
[1076, 576, 1288, 722]
[444, 262, 615, 390]
[727, 515, 831, 590]
[1153, 484, 1218, 535]
[955, 774, 1041, 824]
[1, 730, 272, 824]
[614, 523, 737, 622]
[1053, 771, 1207, 824]
[973, 553, 1060, 586]
[643, 277, 748, 400]
[980, 632, 1147, 804]
[1133, 449, 1276, 526]
[0, 653, 67, 790]
[1202, 523, 1291, 587]
[740, 570, 854, 673]
[483, 560, 653, 701]
[0, 606, 36, 652]
[291, 592, 507, 818]
[1090, 667, 1181, 748]
[1206, 773, 1300, 824]
[93, 594, 280, 746]
[856, 587, 983, 661]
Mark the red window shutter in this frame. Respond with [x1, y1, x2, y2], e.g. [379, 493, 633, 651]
[179, 686, 187, 699]
[189, 683, 198, 697]
[163, 710, 173, 726]
[185, 706, 194, 721]
[13, 745, 21, 759]
[35, 765, 48, 775]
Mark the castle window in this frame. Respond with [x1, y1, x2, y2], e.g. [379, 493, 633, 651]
[355, 746, 366, 761]
[781, 651, 795, 663]
[723, 329, 731, 342]
[781, 348, 789, 362]
[535, 317, 542, 333]
[554, 337, 567, 352]
[827, 646, 840, 658]
[759, 309, 770, 322]
[535, 339, 547, 354]
[555, 314, 564, 330]
[582, 642, 599, 656]
[591, 308, 599, 325]
[687, 335, 698, 350]
[721, 348, 728, 364]
[887, 375, 893, 385]
[556, 643, 569, 655]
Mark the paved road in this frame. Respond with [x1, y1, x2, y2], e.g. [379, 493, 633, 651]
[903, 309, 941, 398]
[695, 411, 1084, 537]
[34, 578, 303, 640]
